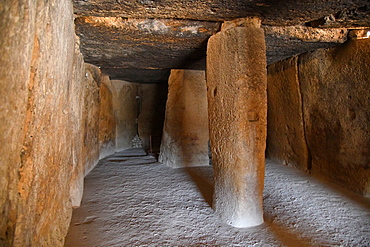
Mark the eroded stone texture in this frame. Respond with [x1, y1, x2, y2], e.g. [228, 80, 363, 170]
[0, 0, 82, 246]
[206, 18, 267, 227]
[75, 16, 219, 82]
[69, 46, 91, 209]
[74, 14, 358, 83]
[70, 64, 117, 208]
[267, 56, 309, 171]
[73, 0, 366, 26]
[0, 1, 34, 245]
[0, 1, 118, 245]
[159, 70, 209, 168]
[81, 64, 101, 176]
[99, 76, 116, 159]
[299, 39, 370, 197]
[264, 26, 349, 64]
[267, 38, 370, 197]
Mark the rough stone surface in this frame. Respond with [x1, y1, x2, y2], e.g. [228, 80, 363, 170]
[70, 64, 117, 208]
[81, 64, 101, 176]
[299, 39, 370, 197]
[0, 1, 34, 245]
[159, 70, 209, 168]
[0, 0, 81, 246]
[264, 25, 349, 64]
[75, 17, 220, 82]
[98, 76, 116, 159]
[74, 15, 358, 82]
[0, 2, 118, 245]
[73, 0, 367, 25]
[267, 38, 370, 197]
[306, 5, 370, 28]
[206, 18, 267, 227]
[267, 56, 309, 171]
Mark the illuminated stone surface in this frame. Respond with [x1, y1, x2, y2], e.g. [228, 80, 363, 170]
[159, 70, 209, 168]
[206, 18, 267, 227]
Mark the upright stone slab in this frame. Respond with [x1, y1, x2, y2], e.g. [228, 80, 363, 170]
[111, 80, 138, 150]
[206, 18, 267, 227]
[159, 70, 209, 168]
[267, 56, 309, 171]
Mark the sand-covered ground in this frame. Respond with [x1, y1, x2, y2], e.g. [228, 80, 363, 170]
[65, 149, 370, 246]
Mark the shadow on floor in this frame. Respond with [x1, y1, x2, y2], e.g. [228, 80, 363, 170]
[184, 166, 214, 207]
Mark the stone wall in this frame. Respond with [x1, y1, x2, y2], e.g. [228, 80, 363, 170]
[159, 70, 209, 168]
[267, 39, 370, 197]
[99, 77, 117, 159]
[0, 1, 116, 246]
[69, 63, 117, 208]
[267, 56, 309, 171]
[111, 80, 167, 152]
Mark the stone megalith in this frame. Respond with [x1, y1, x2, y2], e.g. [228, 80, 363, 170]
[159, 69, 209, 168]
[206, 18, 267, 227]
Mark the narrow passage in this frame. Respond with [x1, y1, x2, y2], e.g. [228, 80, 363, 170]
[65, 149, 370, 246]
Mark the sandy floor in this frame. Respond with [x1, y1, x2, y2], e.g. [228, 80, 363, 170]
[65, 149, 370, 247]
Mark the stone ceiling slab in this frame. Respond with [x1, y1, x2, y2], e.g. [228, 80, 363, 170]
[73, 1, 369, 82]
[76, 17, 219, 69]
[73, 0, 367, 25]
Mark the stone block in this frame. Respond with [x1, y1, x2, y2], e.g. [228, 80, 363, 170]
[111, 80, 138, 150]
[99, 76, 116, 159]
[159, 70, 209, 168]
[299, 39, 370, 197]
[267, 56, 309, 171]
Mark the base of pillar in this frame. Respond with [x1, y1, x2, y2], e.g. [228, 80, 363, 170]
[226, 215, 264, 228]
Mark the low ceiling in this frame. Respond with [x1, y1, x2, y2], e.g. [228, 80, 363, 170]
[73, 0, 370, 83]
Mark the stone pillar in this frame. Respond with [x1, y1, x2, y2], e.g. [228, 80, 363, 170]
[206, 18, 267, 227]
[159, 70, 209, 168]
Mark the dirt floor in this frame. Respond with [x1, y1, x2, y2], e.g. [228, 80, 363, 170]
[65, 149, 370, 246]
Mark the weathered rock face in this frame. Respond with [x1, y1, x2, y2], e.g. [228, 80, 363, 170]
[99, 76, 117, 159]
[73, 0, 366, 26]
[74, 15, 356, 83]
[0, 1, 117, 246]
[267, 38, 370, 197]
[267, 56, 309, 171]
[111, 80, 167, 152]
[81, 64, 101, 176]
[72, 0, 368, 83]
[300, 39, 370, 197]
[159, 70, 209, 168]
[0, 1, 34, 245]
[0, 0, 79, 245]
[206, 18, 267, 227]
[69, 63, 117, 208]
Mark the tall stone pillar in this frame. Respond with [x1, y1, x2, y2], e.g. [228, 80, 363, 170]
[159, 69, 209, 168]
[206, 18, 267, 227]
